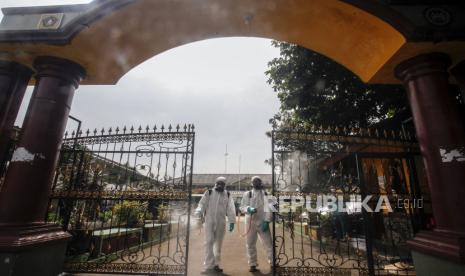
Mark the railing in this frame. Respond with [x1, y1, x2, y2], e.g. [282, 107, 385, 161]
[46, 123, 195, 275]
[271, 126, 422, 276]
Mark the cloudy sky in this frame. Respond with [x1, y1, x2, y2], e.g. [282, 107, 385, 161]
[2, 1, 281, 174]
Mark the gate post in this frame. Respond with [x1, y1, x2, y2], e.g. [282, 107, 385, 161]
[0, 56, 85, 276]
[0, 61, 33, 178]
[395, 53, 465, 275]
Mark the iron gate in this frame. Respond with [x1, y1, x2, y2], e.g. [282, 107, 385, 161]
[271, 125, 425, 275]
[46, 124, 195, 275]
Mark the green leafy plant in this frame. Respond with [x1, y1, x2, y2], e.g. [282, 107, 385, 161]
[99, 210, 113, 223]
[112, 200, 147, 227]
[156, 204, 170, 223]
[266, 41, 410, 129]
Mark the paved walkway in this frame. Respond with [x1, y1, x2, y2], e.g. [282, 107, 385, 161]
[77, 216, 271, 276]
[188, 216, 272, 276]
[70, 217, 414, 275]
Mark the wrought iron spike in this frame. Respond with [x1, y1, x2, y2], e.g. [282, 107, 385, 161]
[153, 125, 157, 131]
[191, 124, 195, 131]
[146, 125, 149, 132]
[176, 124, 180, 132]
[115, 127, 119, 134]
[183, 124, 187, 131]
[101, 128, 105, 135]
[108, 127, 112, 134]
[71, 130, 75, 137]
[138, 125, 142, 133]
[78, 129, 83, 137]
[93, 128, 98, 135]
[123, 126, 127, 133]
[168, 124, 172, 131]
[161, 125, 165, 132]
[85, 129, 90, 136]
[64, 131, 68, 138]
[130, 126, 134, 133]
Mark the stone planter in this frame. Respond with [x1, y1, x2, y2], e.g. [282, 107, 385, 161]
[90, 227, 143, 259]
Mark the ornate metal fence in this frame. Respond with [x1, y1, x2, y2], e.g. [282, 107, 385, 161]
[46, 124, 195, 275]
[271, 125, 424, 276]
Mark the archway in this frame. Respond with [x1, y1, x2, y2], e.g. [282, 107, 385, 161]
[0, 0, 408, 84]
[0, 1, 465, 276]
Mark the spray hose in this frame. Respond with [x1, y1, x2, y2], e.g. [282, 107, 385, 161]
[196, 214, 205, 236]
[237, 213, 254, 238]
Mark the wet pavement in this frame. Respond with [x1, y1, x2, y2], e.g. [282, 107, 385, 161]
[188, 216, 272, 276]
[76, 216, 272, 276]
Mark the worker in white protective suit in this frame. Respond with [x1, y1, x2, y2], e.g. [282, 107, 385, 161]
[195, 176, 236, 274]
[240, 176, 273, 272]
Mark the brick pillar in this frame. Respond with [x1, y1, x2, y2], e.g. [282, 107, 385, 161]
[0, 61, 33, 177]
[0, 56, 85, 276]
[395, 53, 465, 264]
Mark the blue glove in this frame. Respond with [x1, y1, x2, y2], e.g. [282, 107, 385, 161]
[247, 207, 257, 214]
[229, 223, 234, 232]
[261, 221, 269, 232]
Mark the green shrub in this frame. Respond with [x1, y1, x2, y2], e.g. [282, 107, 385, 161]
[112, 201, 147, 227]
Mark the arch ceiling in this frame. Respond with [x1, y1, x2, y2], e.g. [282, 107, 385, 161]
[0, 0, 463, 85]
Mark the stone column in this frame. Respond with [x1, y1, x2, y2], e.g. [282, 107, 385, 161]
[0, 56, 85, 276]
[0, 61, 33, 177]
[395, 53, 465, 274]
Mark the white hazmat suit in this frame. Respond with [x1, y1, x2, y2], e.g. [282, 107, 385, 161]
[240, 185, 273, 267]
[195, 178, 236, 270]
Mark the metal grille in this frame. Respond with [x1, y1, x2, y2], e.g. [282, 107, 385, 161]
[47, 124, 195, 275]
[271, 125, 422, 276]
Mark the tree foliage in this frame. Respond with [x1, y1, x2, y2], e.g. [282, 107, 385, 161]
[266, 41, 410, 128]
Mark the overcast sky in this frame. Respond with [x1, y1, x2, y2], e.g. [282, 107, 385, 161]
[2, 1, 281, 174]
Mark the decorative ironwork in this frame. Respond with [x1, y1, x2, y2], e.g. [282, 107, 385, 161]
[275, 267, 368, 275]
[273, 124, 417, 150]
[47, 123, 195, 275]
[50, 190, 189, 200]
[271, 126, 420, 275]
[63, 263, 185, 274]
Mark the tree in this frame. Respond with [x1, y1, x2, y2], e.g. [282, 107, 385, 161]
[265, 41, 410, 129]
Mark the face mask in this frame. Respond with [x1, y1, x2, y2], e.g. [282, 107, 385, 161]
[252, 180, 262, 189]
[215, 182, 225, 192]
